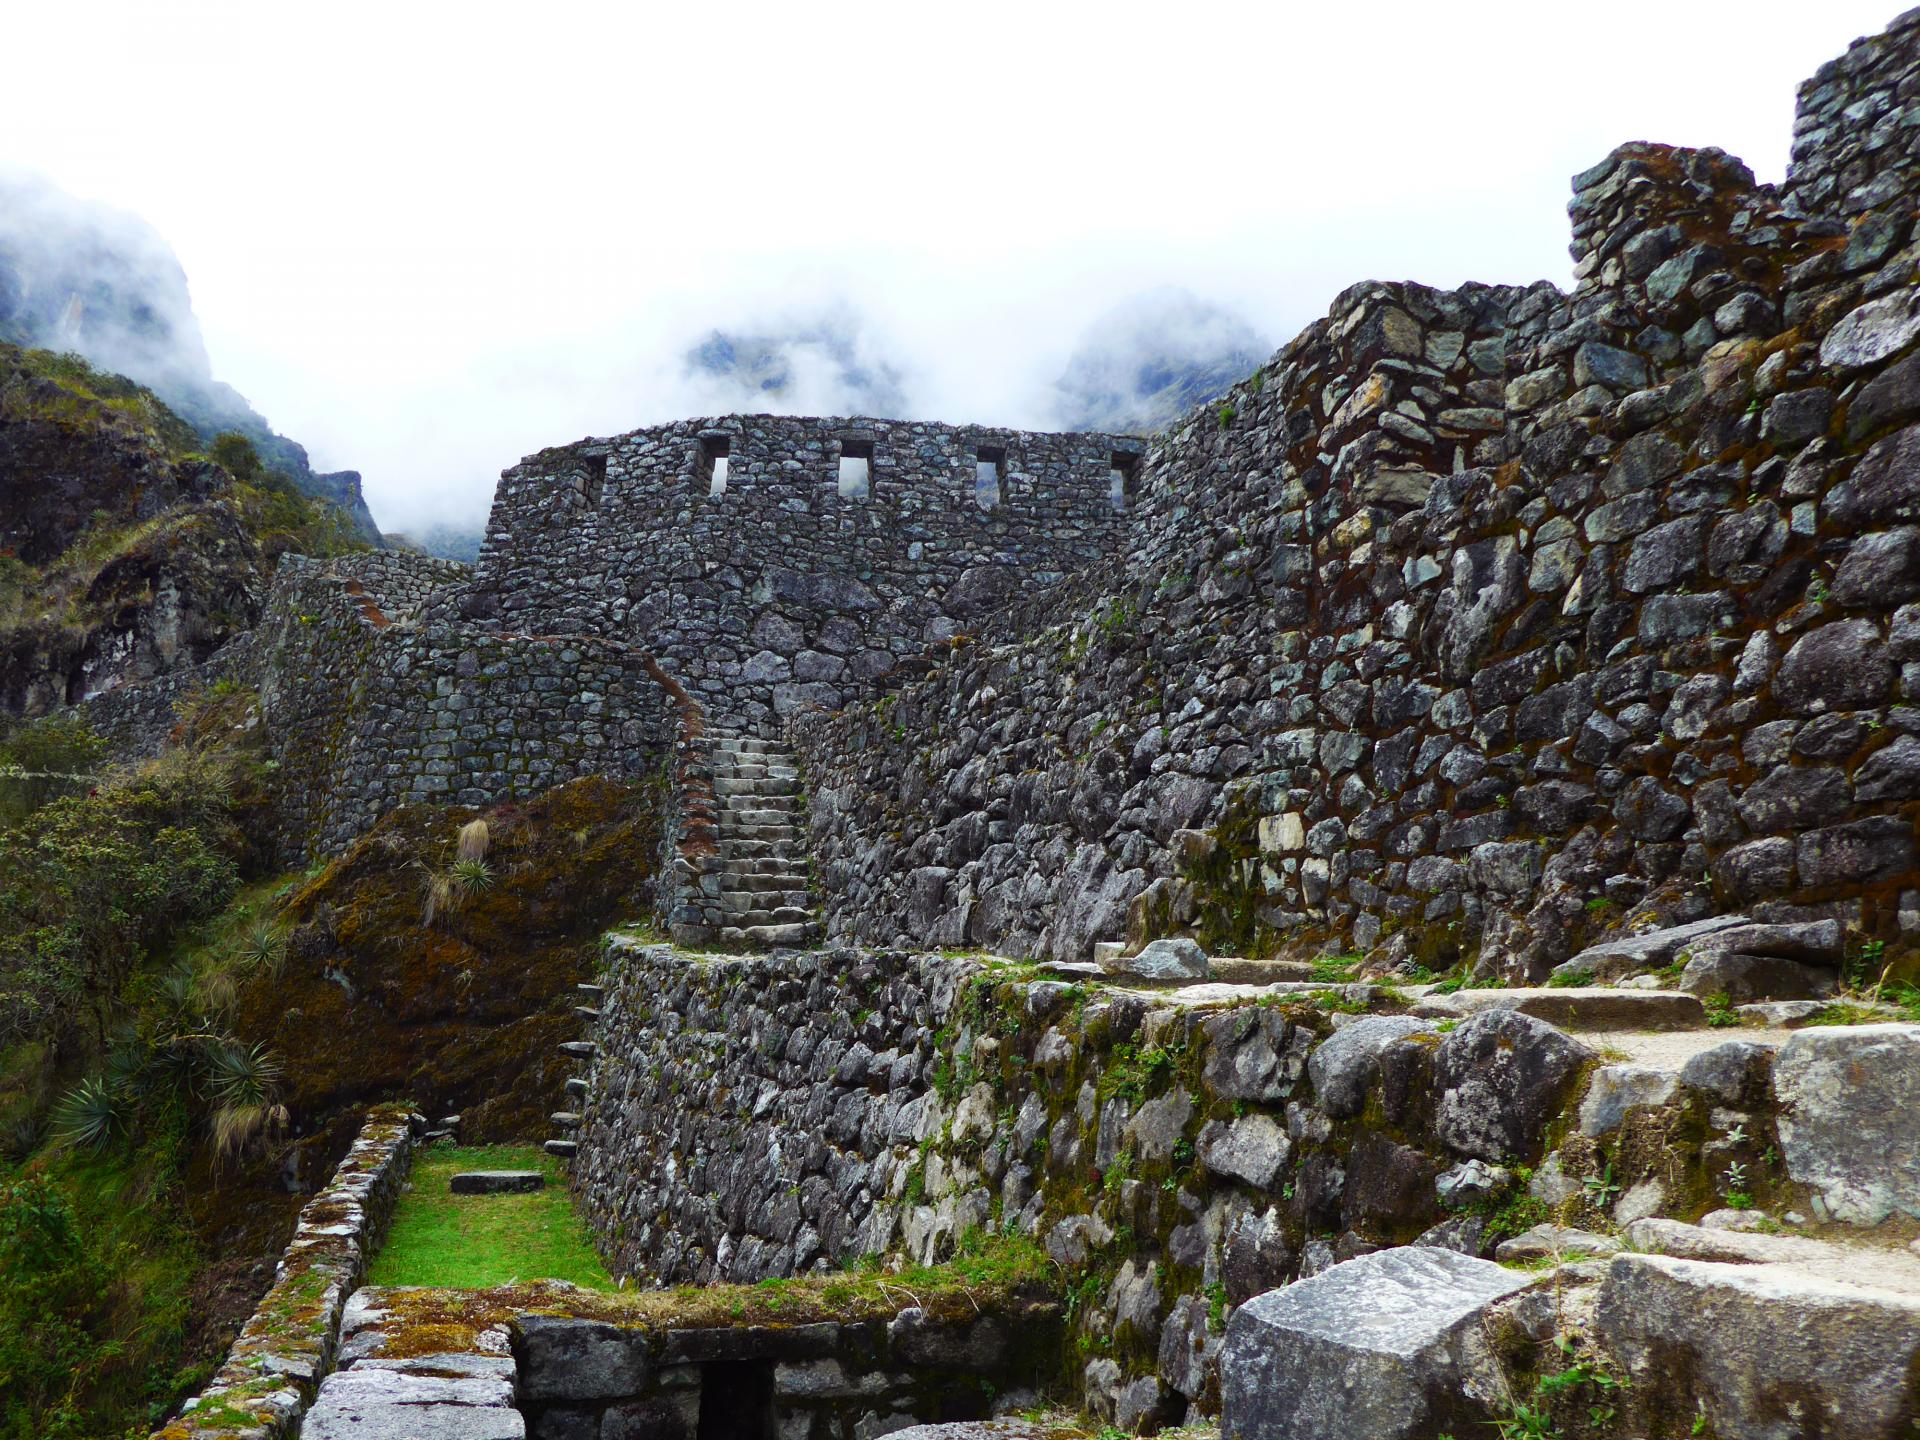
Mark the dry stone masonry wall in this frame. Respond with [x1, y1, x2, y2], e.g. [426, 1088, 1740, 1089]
[792, 10, 1920, 975]
[153, 1104, 415, 1440]
[573, 940, 1920, 1434]
[463, 416, 1139, 735]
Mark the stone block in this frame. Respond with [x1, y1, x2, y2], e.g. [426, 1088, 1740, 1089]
[1597, 1253, 1920, 1439]
[1773, 1024, 1920, 1223]
[1220, 1248, 1534, 1440]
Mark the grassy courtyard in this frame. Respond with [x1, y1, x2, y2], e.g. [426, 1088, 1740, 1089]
[367, 1144, 613, 1290]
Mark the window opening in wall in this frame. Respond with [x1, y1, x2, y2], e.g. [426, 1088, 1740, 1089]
[975, 444, 1005, 511]
[1109, 449, 1140, 512]
[837, 437, 873, 500]
[698, 436, 731, 498]
[580, 452, 607, 507]
[697, 1360, 775, 1440]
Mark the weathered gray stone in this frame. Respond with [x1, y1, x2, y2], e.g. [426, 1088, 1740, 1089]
[1577, 1065, 1679, 1136]
[1306, 1016, 1435, 1118]
[1197, 1114, 1291, 1190]
[1219, 1248, 1534, 1440]
[1678, 1039, 1777, 1106]
[1773, 619, 1892, 715]
[450, 1171, 545, 1195]
[515, 1316, 648, 1401]
[1773, 1024, 1920, 1223]
[1820, 287, 1920, 372]
[1433, 1011, 1594, 1162]
[1597, 1253, 1920, 1440]
[1106, 937, 1210, 982]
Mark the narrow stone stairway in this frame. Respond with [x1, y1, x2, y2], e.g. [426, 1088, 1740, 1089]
[711, 734, 818, 948]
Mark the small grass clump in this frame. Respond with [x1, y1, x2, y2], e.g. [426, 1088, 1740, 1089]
[368, 1145, 612, 1291]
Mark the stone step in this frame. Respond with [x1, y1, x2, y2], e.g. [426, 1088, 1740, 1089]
[557, 1040, 597, 1059]
[543, 1139, 578, 1158]
[726, 921, 816, 947]
[564, 1078, 588, 1099]
[720, 822, 806, 843]
[721, 855, 809, 875]
[714, 775, 798, 798]
[572, 1006, 601, 1022]
[721, 800, 802, 822]
[549, 1111, 581, 1130]
[720, 905, 815, 928]
[726, 870, 811, 893]
[717, 893, 812, 916]
[713, 737, 783, 755]
[575, 983, 604, 1000]
[1413, 987, 1708, 1031]
[719, 838, 809, 861]
[715, 761, 800, 782]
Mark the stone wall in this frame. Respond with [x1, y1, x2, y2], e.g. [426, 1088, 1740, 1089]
[73, 550, 682, 861]
[1782, 6, 1920, 222]
[81, 630, 263, 760]
[256, 554, 676, 858]
[791, 14, 1920, 974]
[155, 1104, 416, 1440]
[573, 941, 1916, 1430]
[463, 415, 1139, 734]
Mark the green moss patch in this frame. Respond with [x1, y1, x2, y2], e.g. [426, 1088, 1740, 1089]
[368, 1145, 611, 1291]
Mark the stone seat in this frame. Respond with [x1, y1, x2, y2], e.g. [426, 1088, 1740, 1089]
[449, 1171, 545, 1195]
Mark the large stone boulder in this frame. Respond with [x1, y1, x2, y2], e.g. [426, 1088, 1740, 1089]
[1105, 937, 1211, 982]
[1596, 1253, 1920, 1439]
[1773, 1024, 1920, 1223]
[1306, 1015, 1435, 1118]
[1432, 1011, 1594, 1163]
[1220, 1247, 1534, 1440]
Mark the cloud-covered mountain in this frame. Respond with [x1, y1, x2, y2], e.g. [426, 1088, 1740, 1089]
[1052, 288, 1269, 435]
[0, 171, 382, 541]
[682, 312, 909, 419]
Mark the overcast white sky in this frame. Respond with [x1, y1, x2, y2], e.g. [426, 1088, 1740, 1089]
[5, 1, 1905, 533]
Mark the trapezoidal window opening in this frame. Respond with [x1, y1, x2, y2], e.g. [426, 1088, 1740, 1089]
[1109, 449, 1140, 512]
[698, 436, 731, 498]
[837, 437, 873, 501]
[974, 444, 1005, 511]
[579, 451, 607, 507]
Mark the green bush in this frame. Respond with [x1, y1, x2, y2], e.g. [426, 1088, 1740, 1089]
[0, 750, 243, 1052]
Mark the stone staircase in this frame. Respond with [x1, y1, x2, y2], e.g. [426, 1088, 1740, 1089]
[710, 734, 818, 948]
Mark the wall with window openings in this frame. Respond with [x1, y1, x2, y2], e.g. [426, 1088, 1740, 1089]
[465, 415, 1141, 731]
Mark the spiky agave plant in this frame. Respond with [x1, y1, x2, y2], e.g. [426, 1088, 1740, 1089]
[239, 923, 286, 977]
[205, 1042, 289, 1160]
[51, 1076, 128, 1152]
[450, 857, 493, 902]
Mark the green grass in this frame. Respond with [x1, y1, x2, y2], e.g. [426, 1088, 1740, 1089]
[367, 1144, 612, 1290]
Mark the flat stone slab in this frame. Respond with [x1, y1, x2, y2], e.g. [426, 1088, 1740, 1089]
[1416, 987, 1706, 1030]
[1554, 914, 1752, 982]
[303, 1402, 526, 1440]
[450, 1171, 545, 1195]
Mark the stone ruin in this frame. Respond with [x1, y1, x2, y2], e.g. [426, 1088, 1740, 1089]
[120, 6, 1920, 1437]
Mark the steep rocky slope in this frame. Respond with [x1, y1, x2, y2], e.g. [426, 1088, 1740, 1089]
[0, 172, 383, 542]
[0, 345, 366, 718]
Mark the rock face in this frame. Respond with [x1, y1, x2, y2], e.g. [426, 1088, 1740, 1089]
[1596, 1253, 1920, 1440]
[1219, 1248, 1534, 1440]
[1773, 1023, 1920, 1223]
[0, 172, 383, 539]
